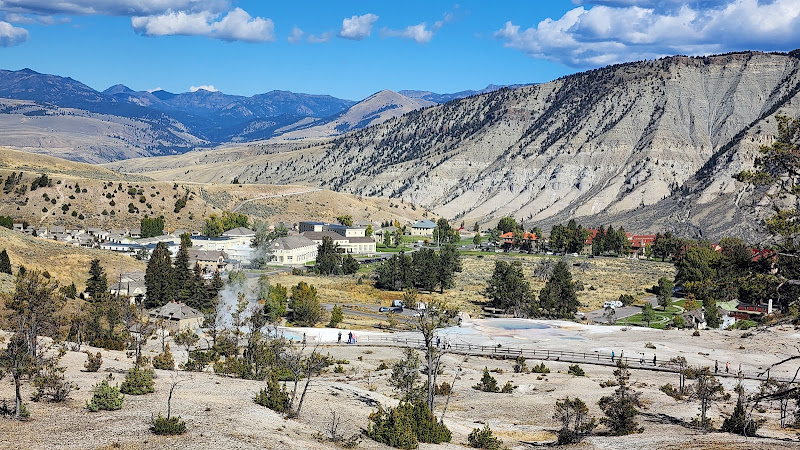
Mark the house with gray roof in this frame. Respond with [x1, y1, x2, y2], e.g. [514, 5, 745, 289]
[149, 300, 204, 332]
[410, 219, 437, 236]
[271, 236, 317, 265]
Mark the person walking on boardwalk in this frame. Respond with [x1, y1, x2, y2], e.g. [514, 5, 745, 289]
[653, 354, 657, 366]
[715, 360, 718, 373]
[611, 351, 615, 362]
[726, 361, 730, 373]
[338, 331, 342, 344]
[348, 331, 353, 344]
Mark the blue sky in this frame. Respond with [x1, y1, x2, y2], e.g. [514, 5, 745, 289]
[0, 1, 799, 100]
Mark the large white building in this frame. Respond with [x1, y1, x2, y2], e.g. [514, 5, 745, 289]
[302, 231, 376, 254]
[271, 236, 318, 265]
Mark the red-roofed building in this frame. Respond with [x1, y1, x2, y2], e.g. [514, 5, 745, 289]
[627, 234, 656, 257]
[585, 229, 599, 245]
[500, 231, 538, 246]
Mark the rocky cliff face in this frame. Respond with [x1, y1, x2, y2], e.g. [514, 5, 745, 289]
[304, 52, 800, 238]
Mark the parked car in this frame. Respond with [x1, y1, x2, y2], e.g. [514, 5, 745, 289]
[378, 306, 390, 312]
[603, 301, 623, 309]
[390, 306, 403, 313]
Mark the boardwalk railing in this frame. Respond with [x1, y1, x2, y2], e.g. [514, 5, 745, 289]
[332, 335, 796, 383]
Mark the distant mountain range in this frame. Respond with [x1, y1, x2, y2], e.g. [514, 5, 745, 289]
[399, 84, 532, 103]
[0, 68, 513, 162]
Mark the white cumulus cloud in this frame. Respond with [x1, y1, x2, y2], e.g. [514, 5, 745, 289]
[0, 19, 27, 46]
[190, 85, 217, 92]
[381, 23, 434, 44]
[0, 0, 227, 17]
[382, 10, 454, 44]
[4, 12, 70, 25]
[287, 26, 303, 44]
[132, 7, 274, 42]
[210, 7, 273, 42]
[132, 10, 213, 37]
[496, 0, 800, 67]
[338, 13, 378, 40]
[307, 31, 333, 43]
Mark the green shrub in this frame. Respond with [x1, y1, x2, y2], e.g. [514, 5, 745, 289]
[367, 401, 451, 449]
[467, 424, 504, 449]
[213, 356, 252, 379]
[31, 362, 74, 403]
[568, 364, 585, 377]
[672, 315, 685, 328]
[84, 351, 102, 372]
[253, 371, 291, 413]
[512, 356, 527, 373]
[334, 364, 345, 373]
[531, 362, 550, 374]
[182, 350, 216, 372]
[659, 383, 683, 400]
[87, 380, 124, 412]
[473, 367, 499, 393]
[434, 381, 451, 396]
[500, 381, 516, 393]
[153, 345, 175, 370]
[721, 396, 759, 436]
[120, 367, 155, 395]
[151, 412, 186, 435]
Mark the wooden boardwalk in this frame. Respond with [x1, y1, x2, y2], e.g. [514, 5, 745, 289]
[334, 335, 797, 384]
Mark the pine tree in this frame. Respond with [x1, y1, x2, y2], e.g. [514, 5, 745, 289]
[315, 236, 341, 275]
[186, 263, 208, 311]
[85, 259, 108, 300]
[144, 242, 173, 308]
[538, 261, 579, 319]
[0, 249, 12, 275]
[290, 282, 322, 327]
[206, 270, 224, 312]
[485, 261, 536, 317]
[264, 283, 287, 322]
[413, 249, 439, 292]
[437, 244, 462, 293]
[172, 235, 192, 303]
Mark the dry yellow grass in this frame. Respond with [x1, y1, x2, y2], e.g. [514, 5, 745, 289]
[0, 147, 431, 231]
[265, 254, 675, 321]
[0, 226, 145, 291]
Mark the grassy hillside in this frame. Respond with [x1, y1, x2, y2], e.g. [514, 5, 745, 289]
[0, 226, 145, 293]
[0, 147, 432, 231]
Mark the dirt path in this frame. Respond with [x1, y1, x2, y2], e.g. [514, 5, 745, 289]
[231, 188, 322, 212]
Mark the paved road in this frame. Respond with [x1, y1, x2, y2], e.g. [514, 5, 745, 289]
[321, 303, 417, 323]
[584, 295, 659, 323]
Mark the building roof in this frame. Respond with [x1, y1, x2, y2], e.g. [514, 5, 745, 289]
[299, 221, 326, 226]
[149, 301, 203, 320]
[188, 249, 228, 262]
[272, 235, 317, 251]
[347, 236, 376, 244]
[412, 219, 437, 229]
[500, 231, 537, 240]
[302, 231, 349, 242]
[222, 227, 255, 237]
